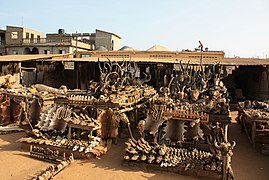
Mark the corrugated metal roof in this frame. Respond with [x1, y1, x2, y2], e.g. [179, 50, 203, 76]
[0, 54, 70, 62]
[45, 57, 269, 66]
[1, 54, 268, 66]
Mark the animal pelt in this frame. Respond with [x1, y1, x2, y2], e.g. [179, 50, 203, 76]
[144, 113, 165, 135]
[0, 95, 11, 124]
[98, 108, 119, 138]
[162, 120, 187, 142]
[36, 104, 71, 133]
[10, 99, 23, 123]
[28, 99, 41, 124]
[185, 122, 204, 141]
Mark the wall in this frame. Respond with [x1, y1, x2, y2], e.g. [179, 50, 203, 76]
[95, 30, 112, 50]
[111, 35, 121, 50]
[23, 27, 44, 39]
[76, 50, 225, 60]
[5, 26, 24, 45]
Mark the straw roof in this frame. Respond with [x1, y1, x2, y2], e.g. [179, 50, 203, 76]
[119, 46, 137, 51]
[147, 44, 171, 51]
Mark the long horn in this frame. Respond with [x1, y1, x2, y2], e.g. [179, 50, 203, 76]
[214, 139, 222, 150]
[168, 76, 175, 90]
[231, 141, 236, 149]
[104, 62, 112, 73]
[185, 60, 190, 73]
[120, 58, 125, 68]
[105, 72, 119, 83]
[112, 62, 122, 77]
[98, 58, 103, 73]
[179, 60, 184, 72]
[141, 72, 151, 83]
[224, 124, 229, 143]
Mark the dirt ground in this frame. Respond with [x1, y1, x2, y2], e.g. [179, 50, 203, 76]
[0, 112, 268, 180]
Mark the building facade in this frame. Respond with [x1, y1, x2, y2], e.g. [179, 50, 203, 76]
[95, 29, 121, 51]
[0, 26, 121, 55]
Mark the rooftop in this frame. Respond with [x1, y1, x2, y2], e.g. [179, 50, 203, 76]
[96, 29, 122, 39]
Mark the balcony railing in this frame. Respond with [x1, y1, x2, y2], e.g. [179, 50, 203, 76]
[23, 37, 73, 44]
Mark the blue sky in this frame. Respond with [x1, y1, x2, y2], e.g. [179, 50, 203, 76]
[0, 0, 268, 58]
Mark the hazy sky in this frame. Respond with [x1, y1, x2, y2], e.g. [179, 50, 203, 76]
[1, 0, 268, 58]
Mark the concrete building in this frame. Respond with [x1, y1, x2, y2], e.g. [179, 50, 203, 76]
[0, 26, 121, 55]
[95, 29, 121, 51]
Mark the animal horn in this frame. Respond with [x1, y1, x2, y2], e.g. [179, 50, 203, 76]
[168, 76, 175, 90]
[214, 139, 222, 150]
[231, 141, 236, 149]
[105, 72, 119, 83]
[104, 61, 112, 73]
[179, 60, 184, 72]
[98, 58, 103, 73]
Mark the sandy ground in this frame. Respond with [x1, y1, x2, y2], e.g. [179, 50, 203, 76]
[0, 112, 269, 180]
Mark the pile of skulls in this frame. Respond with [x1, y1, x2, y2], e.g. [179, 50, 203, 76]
[32, 155, 74, 180]
[68, 94, 97, 105]
[19, 135, 101, 154]
[124, 138, 223, 173]
[64, 111, 101, 127]
[241, 100, 269, 119]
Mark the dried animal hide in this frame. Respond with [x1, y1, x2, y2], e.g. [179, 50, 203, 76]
[98, 109, 119, 138]
[185, 122, 204, 141]
[48, 105, 72, 132]
[144, 113, 165, 135]
[162, 120, 187, 142]
[32, 84, 66, 95]
[0, 95, 11, 124]
[144, 104, 166, 135]
[41, 105, 57, 131]
[36, 106, 50, 129]
[36, 104, 71, 132]
[10, 99, 23, 123]
[28, 99, 41, 123]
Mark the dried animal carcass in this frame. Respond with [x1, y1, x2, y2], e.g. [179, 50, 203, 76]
[98, 108, 119, 139]
[162, 120, 187, 144]
[142, 104, 167, 136]
[185, 122, 204, 141]
[0, 94, 11, 124]
[36, 104, 72, 132]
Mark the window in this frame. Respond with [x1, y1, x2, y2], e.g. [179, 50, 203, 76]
[30, 33, 34, 43]
[37, 35, 40, 43]
[44, 50, 51, 54]
[111, 40, 114, 50]
[26, 32, 29, 39]
[80, 54, 90, 58]
[12, 50, 18, 54]
[11, 32, 18, 39]
[59, 50, 66, 54]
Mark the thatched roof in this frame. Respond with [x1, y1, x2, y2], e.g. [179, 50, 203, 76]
[119, 46, 136, 51]
[147, 44, 171, 51]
